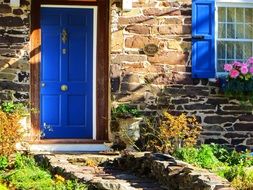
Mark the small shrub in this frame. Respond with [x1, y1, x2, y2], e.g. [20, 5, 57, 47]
[209, 143, 231, 163]
[196, 145, 221, 169]
[231, 169, 253, 190]
[141, 112, 202, 153]
[210, 144, 253, 167]
[217, 165, 245, 182]
[174, 145, 221, 169]
[1, 154, 88, 190]
[0, 101, 28, 157]
[174, 144, 253, 190]
[6, 167, 53, 190]
[14, 153, 36, 169]
[0, 111, 23, 156]
[61, 179, 87, 190]
[173, 147, 198, 164]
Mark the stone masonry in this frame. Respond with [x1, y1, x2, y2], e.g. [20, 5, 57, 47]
[0, 0, 30, 102]
[0, 0, 252, 151]
[110, 0, 253, 151]
[34, 152, 233, 190]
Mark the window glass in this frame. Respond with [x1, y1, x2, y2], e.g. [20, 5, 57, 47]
[236, 24, 244, 38]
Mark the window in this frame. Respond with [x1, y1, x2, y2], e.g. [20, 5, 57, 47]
[191, 0, 253, 78]
[217, 5, 253, 72]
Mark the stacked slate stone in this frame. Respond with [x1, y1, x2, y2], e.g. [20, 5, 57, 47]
[0, 0, 30, 102]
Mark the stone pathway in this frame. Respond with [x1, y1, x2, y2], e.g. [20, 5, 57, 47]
[34, 152, 233, 190]
[34, 153, 167, 190]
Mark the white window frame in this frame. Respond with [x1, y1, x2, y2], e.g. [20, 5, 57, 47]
[215, 0, 253, 76]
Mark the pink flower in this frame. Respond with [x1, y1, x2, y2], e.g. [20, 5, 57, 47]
[229, 69, 240, 78]
[241, 63, 248, 67]
[249, 67, 253, 74]
[240, 66, 249, 75]
[232, 61, 242, 67]
[224, 63, 233, 72]
[247, 57, 253, 64]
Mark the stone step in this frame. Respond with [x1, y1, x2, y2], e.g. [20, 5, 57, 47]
[34, 154, 167, 190]
[93, 171, 165, 190]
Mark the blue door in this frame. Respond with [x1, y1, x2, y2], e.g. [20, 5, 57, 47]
[40, 8, 93, 139]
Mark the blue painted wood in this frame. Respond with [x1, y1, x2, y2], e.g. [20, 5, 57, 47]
[40, 8, 93, 139]
[192, 0, 215, 78]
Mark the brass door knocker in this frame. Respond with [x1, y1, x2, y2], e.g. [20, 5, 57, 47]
[61, 29, 68, 44]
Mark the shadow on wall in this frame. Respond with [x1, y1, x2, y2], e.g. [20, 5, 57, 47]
[0, 0, 31, 103]
[110, 0, 222, 110]
[110, 1, 253, 151]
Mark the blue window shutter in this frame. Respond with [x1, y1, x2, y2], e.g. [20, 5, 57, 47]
[192, 0, 215, 78]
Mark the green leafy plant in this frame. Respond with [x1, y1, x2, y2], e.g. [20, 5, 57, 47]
[196, 145, 220, 169]
[210, 143, 253, 167]
[0, 154, 88, 190]
[111, 104, 141, 120]
[174, 145, 221, 169]
[173, 144, 253, 190]
[0, 157, 8, 171]
[173, 147, 198, 164]
[209, 143, 230, 163]
[14, 153, 36, 169]
[0, 101, 28, 116]
[0, 102, 15, 113]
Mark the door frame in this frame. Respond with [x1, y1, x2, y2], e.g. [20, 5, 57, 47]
[30, 0, 109, 142]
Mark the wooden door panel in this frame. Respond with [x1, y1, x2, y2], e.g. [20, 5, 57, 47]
[41, 95, 60, 126]
[41, 27, 60, 81]
[40, 8, 93, 139]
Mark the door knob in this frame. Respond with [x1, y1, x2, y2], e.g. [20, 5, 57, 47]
[41, 83, 46, 87]
[61, 84, 68, 91]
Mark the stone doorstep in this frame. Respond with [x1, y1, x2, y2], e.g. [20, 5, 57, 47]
[34, 153, 234, 190]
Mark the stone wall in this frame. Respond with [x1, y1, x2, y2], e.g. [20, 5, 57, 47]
[114, 152, 233, 190]
[34, 152, 233, 190]
[0, 0, 30, 102]
[110, 0, 253, 151]
[0, 0, 252, 151]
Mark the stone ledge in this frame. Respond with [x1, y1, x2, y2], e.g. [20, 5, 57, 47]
[113, 152, 233, 190]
